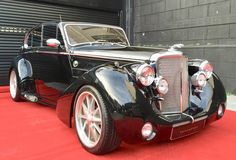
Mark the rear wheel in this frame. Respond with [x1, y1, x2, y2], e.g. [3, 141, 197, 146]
[9, 69, 22, 101]
[74, 85, 121, 154]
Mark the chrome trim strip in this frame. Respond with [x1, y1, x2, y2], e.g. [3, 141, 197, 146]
[182, 113, 195, 123]
[194, 115, 208, 122]
[72, 51, 145, 62]
[58, 23, 70, 53]
[38, 51, 145, 62]
[180, 93, 183, 113]
[170, 119, 206, 140]
[149, 51, 183, 62]
[63, 23, 130, 47]
[73, 68, 89, 71]
[172, 121, 190, 128]
[172, 115, 208, 128]
[162, 111, 182, 114]
[36, 51, 68, 55]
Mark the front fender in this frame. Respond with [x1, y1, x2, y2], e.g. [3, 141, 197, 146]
[208, 72, 227, 114]
[56, 65, 157, 127]
[95, 66, 163, 121]
[95, 66, 142, 116]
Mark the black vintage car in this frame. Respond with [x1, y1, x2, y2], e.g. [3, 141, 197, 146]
[9, 21, 226, 154]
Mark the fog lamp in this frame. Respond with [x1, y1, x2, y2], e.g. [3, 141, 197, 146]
[191, 71, 207, 87]
[141, 122, 156, 141]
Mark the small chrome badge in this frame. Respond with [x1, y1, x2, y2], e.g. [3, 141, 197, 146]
[73, 60, 79, 67]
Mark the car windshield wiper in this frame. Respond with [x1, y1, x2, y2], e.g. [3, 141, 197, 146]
[72, 41, 102, 47]
[94, 40, 128, 47]
[72, 40, 127, 48]
[115, 42, 127, 46]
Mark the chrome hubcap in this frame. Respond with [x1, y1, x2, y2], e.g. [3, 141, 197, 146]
[9, 70, 17, 98]
[75, 91, 102, 148]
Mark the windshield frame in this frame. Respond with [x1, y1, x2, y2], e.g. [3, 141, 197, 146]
[63, 23, 130, 47]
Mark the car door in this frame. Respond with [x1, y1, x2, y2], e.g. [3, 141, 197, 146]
[24, 24, 72, 106]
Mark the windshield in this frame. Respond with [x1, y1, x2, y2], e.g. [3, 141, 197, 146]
[64, 24, 129, 47]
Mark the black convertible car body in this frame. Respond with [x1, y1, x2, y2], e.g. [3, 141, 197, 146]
[9, 21, 226, 154]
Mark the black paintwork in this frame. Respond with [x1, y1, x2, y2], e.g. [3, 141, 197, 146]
[10, 22, 226, 143]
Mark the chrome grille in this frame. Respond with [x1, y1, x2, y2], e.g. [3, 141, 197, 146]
[157, 56, 189, 113]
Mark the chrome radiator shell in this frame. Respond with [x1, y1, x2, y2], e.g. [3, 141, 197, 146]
[157, 56, 189, 113]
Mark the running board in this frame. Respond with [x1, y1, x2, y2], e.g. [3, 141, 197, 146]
[24, 93, 38, 102]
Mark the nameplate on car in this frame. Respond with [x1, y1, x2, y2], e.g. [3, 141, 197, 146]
[170, 120, 206, 140]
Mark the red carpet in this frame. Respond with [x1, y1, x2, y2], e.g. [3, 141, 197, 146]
[0, 86, 9, 93]
[0, 91, 236, 160]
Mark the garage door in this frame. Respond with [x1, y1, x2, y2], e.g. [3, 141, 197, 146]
[0, 0, 120, 86]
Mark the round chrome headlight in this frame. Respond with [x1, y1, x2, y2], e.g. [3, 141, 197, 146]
[191, 71, 207, 87]
[136, 64, 155, 86]
[199, 60, 213, 79]
[155, 77, 169, 95]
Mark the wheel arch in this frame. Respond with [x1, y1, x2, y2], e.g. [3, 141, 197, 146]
[9, 56, 33, 82]
[56, 71, 116, 128]
[56, 65, 149, 128]
[9, 56, 20, 81]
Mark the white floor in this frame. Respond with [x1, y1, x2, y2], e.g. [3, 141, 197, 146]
[227, 95, 236, 111]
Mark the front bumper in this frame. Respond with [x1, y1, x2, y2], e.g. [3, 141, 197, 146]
[114, 108, 223, 144]
[169, 115, 208, 140]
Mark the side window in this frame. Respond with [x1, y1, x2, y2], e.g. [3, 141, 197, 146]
[43, 25, 57, 46]
[32, 27, 42, 47]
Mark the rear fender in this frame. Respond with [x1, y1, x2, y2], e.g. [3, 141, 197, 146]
[10, 56, 33, 81]
[9, 56, 34, 92]
[17, 59, 33, 81]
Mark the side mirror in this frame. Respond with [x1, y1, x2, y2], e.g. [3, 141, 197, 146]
[46, 39, 61, 48]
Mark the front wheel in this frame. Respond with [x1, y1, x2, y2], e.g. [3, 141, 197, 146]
[9, 69, 22, 101]
[74, 85, 121, 154]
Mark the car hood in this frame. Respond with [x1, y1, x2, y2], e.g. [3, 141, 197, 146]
[71, 46, 168, 62]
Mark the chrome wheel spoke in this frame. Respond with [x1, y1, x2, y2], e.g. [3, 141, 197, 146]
[75, 91, 103, 148]
[90, 125, 99, 141]
[87, 124, 91, 140]
[78, 114, 87, 120]
[89, 98, 95, 111]
[92, 107, 99, 115]
[82, 102, 89, 115]
[92, 116, 102, 123]
[82, 120, 88, 130]
[93, 123, 101, 135]
[86, 96, 90, 110]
